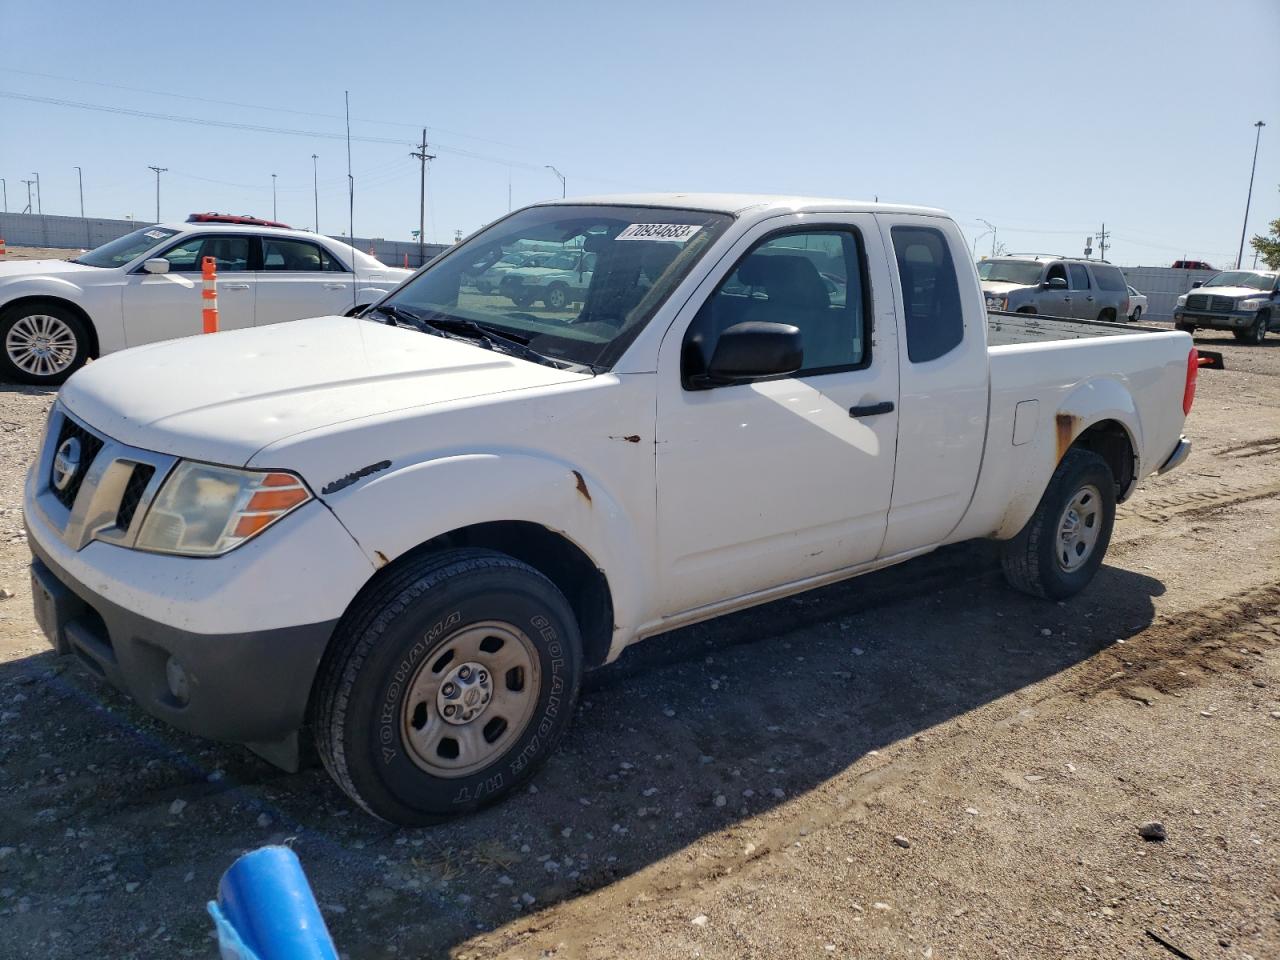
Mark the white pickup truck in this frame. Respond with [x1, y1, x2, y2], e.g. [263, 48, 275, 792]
[24, 194, 1198, 824]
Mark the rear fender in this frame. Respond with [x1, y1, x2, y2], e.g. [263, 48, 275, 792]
[993, 377, 1141, 540]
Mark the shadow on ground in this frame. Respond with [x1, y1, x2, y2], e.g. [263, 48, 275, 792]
[0, 541, 1165, 957]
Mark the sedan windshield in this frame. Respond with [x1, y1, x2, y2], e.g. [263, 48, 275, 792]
[977, 260, 1044, 285]
[1202, 271, 1274, 291]
[375, 205, 733, 370]
[72, 226, 179, 268]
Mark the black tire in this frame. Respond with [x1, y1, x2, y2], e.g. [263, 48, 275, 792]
[1244, 311, 1268, 345]
[1130, 306, 1142, 322]
[312, 549, 583, 824]
[1016, 306, 1038, 315]
[0, 301, 91, 385]
[1175, 321, 1195, 334]
[1000, 449, 1116, 601]
[543, 283, 571, 310]
[1097, 309, 1117, 323]
[509, 290, 535, 309]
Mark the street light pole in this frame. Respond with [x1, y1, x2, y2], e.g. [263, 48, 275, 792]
[147, 165, 167, 222]
[979, 218, 997, 258]
[271, 173, 278, 221]
[1236, 120, 1266, 269]
[74, 166, 84, 217]
[1, 178, 6, 213]
[545, 164, 566, 198]
[311, 154, 319, 233]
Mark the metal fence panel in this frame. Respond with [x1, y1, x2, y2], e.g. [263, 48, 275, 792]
[1120, 266, 1219, 321]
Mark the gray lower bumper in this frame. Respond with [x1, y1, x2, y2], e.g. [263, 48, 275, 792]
[28, 538, 336, 761]
[1157, 435, 1191, 475]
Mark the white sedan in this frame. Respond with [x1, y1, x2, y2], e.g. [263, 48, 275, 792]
[0, 216, 412, 384]
[1127, 285, 1149, 321]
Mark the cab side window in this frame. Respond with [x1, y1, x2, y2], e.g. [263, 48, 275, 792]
[157, 235, 250, 273]
[1068, 264, 1091, 289]
[683, 229, 867, 385]
[262, 237, 343, 272]
[890, 226, 963, 363]
[1046, 263, 1068, 285]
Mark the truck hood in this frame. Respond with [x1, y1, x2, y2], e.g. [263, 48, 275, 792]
[0, 258, 98, 280]
[1191, 286, 1267, 299]
[59, 315, 589, 466]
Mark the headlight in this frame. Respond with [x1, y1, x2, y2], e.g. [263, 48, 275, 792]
[135, 462, 311, 556]
[984, 294, 1007, 310]
[1240, 298, 1266, 310]
[1176, 294, 1188, 306]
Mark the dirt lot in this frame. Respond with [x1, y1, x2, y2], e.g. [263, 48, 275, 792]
[0, 251, 1277, 959]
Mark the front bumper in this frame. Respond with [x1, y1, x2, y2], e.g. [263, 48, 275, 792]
[1157, 435, 1191, 475]
[1174, 308, 1254, 330]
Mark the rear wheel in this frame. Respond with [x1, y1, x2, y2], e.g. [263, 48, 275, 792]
[1097, 308, 1117, 323]
[0, 302, 90, 385]
[1001, 449, 1116, 600]
[313, 549, 582, 824]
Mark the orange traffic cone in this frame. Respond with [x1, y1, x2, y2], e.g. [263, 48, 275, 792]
[0, 238, 7, 258]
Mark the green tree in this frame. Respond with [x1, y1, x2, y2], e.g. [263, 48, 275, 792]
[1249, 185, 1280, 269]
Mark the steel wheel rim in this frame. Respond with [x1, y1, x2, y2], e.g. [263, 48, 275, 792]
[400, 620, 540, 778]
[1056, 483, 1102, 572]
[549, 289, 567, 308]
[6, 314, 78, 376]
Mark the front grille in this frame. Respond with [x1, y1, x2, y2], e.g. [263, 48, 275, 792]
[49, 418, 104, 510]
[1186, 294, 1208, 311]
[115, 464, 155, 530]
[1210, 296, 1234, 312]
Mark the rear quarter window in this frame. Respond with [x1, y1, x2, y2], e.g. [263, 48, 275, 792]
[1092, 265, 1127, 292]
[890, 226, 964, 363]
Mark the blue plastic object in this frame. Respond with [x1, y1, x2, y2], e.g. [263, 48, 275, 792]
[208, 846, 338, 960]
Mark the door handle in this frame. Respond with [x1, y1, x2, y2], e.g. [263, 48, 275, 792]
[849, 401, 895, 418]
[1086, 295, 1095, 301]
[323, 283, 347, 290]
[223, 283, 250, 291]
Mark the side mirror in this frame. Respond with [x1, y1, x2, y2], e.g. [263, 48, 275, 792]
[702, 322, 803, 385]
[1191, 280, 1204, 289]
[1044, 276, 1067, 290]
[143, 258, 170, 275]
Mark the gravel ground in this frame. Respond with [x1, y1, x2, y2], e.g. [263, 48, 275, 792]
[0, 248, 1276, 959]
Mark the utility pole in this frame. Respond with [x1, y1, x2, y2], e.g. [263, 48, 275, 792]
[1236, 120, 1266, 268]
[74, 166, 84, 217]
[1, 178, 6, 213]
[32, 172, 41, 214]
[311, 154, 319, 233]
[545, 164, 566, 198]
[21, 178, 35, 214]
[271, 173, 278, 221]
[979, 219, 996, 258]
[1097, 223, 1109, 261]
[147, 165, 167, 222]
[410, 128, 435, 266]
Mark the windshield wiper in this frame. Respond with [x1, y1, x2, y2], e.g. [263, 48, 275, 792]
[418, 313, 596, 373]
[365, 303, 430, 328]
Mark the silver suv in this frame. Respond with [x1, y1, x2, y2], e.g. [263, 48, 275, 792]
[978, 256, 1131, 322]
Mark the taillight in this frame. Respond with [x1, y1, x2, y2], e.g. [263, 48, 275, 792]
[1183, 347, 1198, 415]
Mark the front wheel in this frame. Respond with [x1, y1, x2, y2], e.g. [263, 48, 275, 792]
[313, 549, 582, 824]
[1000, 449, 1116, 600]
[0, 302, 91, 385]
[1130, 306, 1142, 322]
[543, 284, 571, 310]
[1175, 321, 1195, 334]
[1244, 312, 1269, 345]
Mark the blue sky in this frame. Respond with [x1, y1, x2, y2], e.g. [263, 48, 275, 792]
[2, 0, 1277, 267]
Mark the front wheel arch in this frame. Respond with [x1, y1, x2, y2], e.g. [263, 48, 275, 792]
[0, 295, 99, 357]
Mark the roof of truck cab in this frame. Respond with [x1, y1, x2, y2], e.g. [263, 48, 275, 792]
[535, 193, 948, 218]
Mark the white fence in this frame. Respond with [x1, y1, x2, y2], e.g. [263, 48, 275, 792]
[1120, 266, 1219, 321]
[0, 212, 450, 268]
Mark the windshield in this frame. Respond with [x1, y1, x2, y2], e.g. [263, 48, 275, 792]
[1202, 271, 1274, 291]
[977, 259, 1044, 285]
[72, 226, 179, 268]
[377, 205, 733, 370]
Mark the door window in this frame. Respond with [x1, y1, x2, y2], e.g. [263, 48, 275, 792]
[1068, 263, 1091, 289]
[261, 237, 343, 272]
[685, 229, 867, 383]
[157, 235, 250, 273]
[890, 226, 963, 363]
[1046, 263, 1067, 285]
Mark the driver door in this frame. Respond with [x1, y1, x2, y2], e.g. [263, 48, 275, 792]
[1038, 262, 1071, 317]
[121, 234, 256, 346]
[654, 215, 900, 617]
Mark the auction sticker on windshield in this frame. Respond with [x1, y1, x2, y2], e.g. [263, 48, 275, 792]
[615, 223, 702, 241]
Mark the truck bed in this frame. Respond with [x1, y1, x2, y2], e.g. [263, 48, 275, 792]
[987, 311, 1160, 347]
